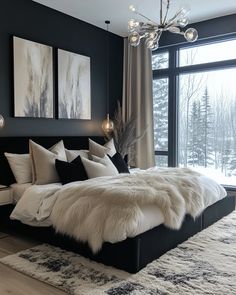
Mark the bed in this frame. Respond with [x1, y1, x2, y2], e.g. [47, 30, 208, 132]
[0, 136, 235, 273]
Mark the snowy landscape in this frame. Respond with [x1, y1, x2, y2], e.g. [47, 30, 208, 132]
[152, 41, 236, 185]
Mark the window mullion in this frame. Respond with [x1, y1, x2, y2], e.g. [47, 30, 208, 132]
[168, 47, 177, 167]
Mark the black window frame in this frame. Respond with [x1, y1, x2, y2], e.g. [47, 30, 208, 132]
[153, 34, 236, 170]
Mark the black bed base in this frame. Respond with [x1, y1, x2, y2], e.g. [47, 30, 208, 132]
[0, 195, 235, 273]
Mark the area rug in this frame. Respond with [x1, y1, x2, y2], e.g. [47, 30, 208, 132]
[1, 211, 236, 295]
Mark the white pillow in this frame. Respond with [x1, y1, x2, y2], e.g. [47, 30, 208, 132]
[65, 149, 89, 162]
[89, 138, 116, 157]
[4, 153, 32, 184]
[30, 140, 67, 185]
[81, 155, 118, 178]
[104, 138, 116, 157]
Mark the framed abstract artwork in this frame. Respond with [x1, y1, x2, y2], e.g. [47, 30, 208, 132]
[13, 36, 53, 118]
[58, 49, 91, 120]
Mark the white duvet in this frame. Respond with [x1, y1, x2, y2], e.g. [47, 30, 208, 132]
[11, 168, 227, 252]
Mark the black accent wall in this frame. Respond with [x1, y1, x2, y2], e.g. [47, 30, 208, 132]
[0, 0, 123, 136]
[160, 14, 236, 47]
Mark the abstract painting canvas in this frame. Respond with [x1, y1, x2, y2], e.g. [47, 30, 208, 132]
[58, 49, 91, 119]
[13, 36, 53, 118]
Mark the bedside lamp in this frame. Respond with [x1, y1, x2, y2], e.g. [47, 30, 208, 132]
[0, 115, 5, 128]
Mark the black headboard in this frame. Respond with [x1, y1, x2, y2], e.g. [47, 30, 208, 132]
[0, 136, 104, 186]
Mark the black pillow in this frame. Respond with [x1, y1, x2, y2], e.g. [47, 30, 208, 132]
[55, 155, 88, 185]
[108, 153, 130, 174]
[0, 155, 16, 186]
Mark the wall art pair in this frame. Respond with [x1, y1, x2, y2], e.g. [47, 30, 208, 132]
[13, 36, 91, 120]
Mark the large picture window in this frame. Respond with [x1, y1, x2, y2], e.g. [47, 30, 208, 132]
[152, 38, 236, 186]
[152, 52, 169, 167]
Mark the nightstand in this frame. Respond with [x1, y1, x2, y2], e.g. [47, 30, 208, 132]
[0, 187, 12, 206]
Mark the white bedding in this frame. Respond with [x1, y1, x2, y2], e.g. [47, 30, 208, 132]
[10, 169, 227, 252]
[11, 183, 62, 226]
[10, 183, 32, 203]
[10, 182, 164, 234]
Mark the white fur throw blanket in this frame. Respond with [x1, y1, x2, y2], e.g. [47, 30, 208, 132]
[50, 168, 225, 253]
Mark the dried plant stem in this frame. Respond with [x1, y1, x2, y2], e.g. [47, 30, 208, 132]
[105, 101, 148, 158]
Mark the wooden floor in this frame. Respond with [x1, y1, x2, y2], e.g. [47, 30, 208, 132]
[0, 233, 68, 295]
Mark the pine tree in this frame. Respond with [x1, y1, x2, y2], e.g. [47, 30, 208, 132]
[223, 139, 232, 176]
[229, 100, 236, 174]
[195, 100, 205, 166]
[200, 87, 214, 167]
[230, 154, 236, 175]
[188, 101, 198, 166]
[229, 141, 236, 173]
[153, 78, 168, 152]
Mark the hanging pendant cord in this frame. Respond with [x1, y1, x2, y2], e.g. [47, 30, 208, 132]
[105, 20, 110, 116]
[160, 0, 163, 25]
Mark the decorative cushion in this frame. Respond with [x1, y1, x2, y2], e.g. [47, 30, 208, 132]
[55, 156, 88, 185]
[81, 155, 118, 179]
[0, 154, 16, 186]
[65, 149, 89, 162]
[104, 139, 116, 157]
[89, 139, 110, 158]
[29, 140, 67, 185]
[108, 153, 130, 174]
[4, 153, 32, 184]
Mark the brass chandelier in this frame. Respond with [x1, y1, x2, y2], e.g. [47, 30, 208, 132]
[128, 0, 198, 50]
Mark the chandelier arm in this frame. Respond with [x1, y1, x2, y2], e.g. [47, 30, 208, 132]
[163, 0, 170, 25]
[173, 31, 185, 35]
[139, 23, 159, 30]
[156, 30, 162, 41]
[165, 21, 175, 29]
[139, 34, 147, 39]
[134, 10, 158, 25]
[168, 8, 186, 24]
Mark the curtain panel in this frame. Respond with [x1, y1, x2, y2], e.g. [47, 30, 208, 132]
[122, 39, 155, 169]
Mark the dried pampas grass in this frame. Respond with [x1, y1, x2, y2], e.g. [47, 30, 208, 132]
[105, 101, 147, 158]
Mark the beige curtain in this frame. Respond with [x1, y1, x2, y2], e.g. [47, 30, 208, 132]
[122, 38, 155, 169]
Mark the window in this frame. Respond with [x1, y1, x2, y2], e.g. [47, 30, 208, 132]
[179, 39, 236, 67]
[152, 52, 169, 167]
[153, 78, 168, 152]
[152, 37, 236, 186]
[155, 155, 168, 167]
[152, 52, 169, 69]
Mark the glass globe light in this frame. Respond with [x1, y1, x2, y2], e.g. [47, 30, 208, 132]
[0, 115, 5, 128]
[146, 38, 154, 49]
[151, 42, 159, 51]
[184, 28, 198, 42]
[177, 18, 189, 27]
[102, 114, 114, 133]
[128, 19, 139, 32]
[128, 31, 141, 47]
[168, 26, 181, 33]
[147, 40, 159, 51]
[129, 5, 136, 12]
[148, 31, 158, 41]
[179, 7, 190, 18]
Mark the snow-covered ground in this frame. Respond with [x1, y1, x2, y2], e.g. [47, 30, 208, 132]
[189, 166, 236, 186]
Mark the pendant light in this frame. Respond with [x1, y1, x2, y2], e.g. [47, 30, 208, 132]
[0, 115, 4, 128]
[102, 20, 114, 133]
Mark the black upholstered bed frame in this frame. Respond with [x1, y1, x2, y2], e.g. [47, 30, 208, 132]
[0, 136, 235, 273]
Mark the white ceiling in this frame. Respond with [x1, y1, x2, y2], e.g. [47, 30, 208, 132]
[33, 0, 236, 37]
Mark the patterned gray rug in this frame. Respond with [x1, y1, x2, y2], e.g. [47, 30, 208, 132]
[1, 211, 236, 295]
